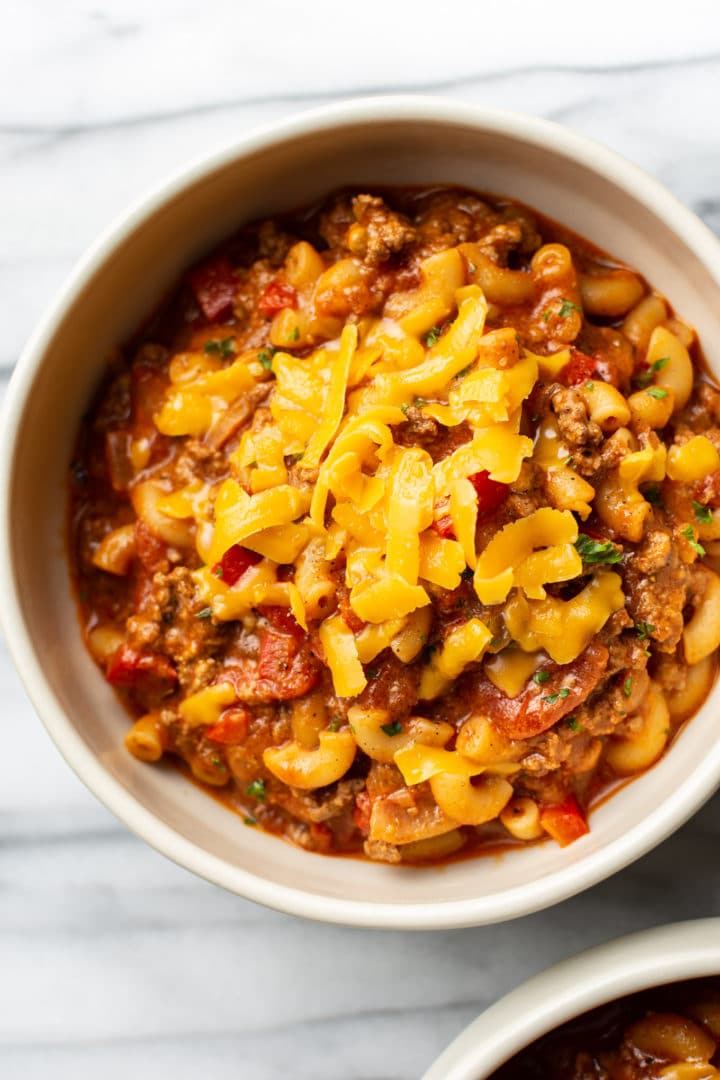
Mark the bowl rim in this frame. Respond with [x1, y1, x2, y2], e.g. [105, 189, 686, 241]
[3, 95, 720, 929]
[421, 918, 720, 1078]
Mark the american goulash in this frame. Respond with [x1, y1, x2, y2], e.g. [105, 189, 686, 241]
[492, 978, 720, 1079]
[70, 187, 720, 863]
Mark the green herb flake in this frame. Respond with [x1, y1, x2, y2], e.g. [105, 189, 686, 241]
[211, 757, 225, 768]
[456, 364, 473, 379]
[244, 814, 257, 826]
[647, 386, 668, 400]
[542, 692, 560, 705]
[558, 298, 581, 318]
[541, 309, 552, 323]
[623, 675, 633, 698]
[366, 667, 379, 680]
[414, 396, 427, 407]
[682, 524, 706, 557]
[575, 534, 622, 564]
[327, 717, 341, 733]
[195, 607, 213, 620]
[381, 721, 403, 737]
[349, 724, 356, 735]
[425, 326, 441, 347]
[566, 717, 582, 732]
[400, 402, 409, 415]
[565, 456, 575, 470]
[585, 381, 595, 391]
[558, 687, 571, 699]
[635, 356, 669, 389]
[213, 564, 224, 578]
[257, 348, 275, 371]
[693, 500, 713, 525]
[204, 336, 236, 358]
[635, 622, 655, 640]
[644, 484, 663, 506]
[246, 779, 266, 802]
[533, 670, 550, 685]
[291, 326, 300, 342]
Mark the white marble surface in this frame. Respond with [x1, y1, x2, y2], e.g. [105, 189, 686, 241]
[3, 4, 720, 1076]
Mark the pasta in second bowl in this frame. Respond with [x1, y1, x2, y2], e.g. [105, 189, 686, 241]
[3, 98, 720, 926]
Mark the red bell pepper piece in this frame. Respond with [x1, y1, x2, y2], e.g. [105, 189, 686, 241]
[468, 470, 509, 518]
[540, 794, 589, 847]
[206, 706, 251, 745]
[213, 544, 262, 586]
[259, 605, 304, 638]
[106, 643, 177, 690]
[560, 349, 597, 386]
[189, 256, 237, 321]
[258, 280, 298, 317]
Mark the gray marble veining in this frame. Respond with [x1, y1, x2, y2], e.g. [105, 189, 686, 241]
[3, 4, 720, 1076]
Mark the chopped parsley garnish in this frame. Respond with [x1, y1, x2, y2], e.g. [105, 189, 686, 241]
[575, 534, 622, 564]
[211, 757, 225, 768]
[693, 500, 713, 525]
[565, 456, 576, 470]
[543, 687, 570, 705]
[400, 402, 409, 415]
[682, 524, 706, 557]
[257, 347, 276, 370]
[541, 309, 552, 322]
[366, 667, 379, 679]
[204, 336, 235, 358]
[456, 364, 473, 379]
[349, 724, 356, 735]
[635, 622, 655, 640]
[213, 564, 224, 578]
[566, 717, 582, 732]
[291, 326, 300, 341]
[327, 717, 341, 732]
[558, 298, 581, 318]
[381, 721, 403, 737]
[414, 396, 427, 407]
[244, 814, 257, 826]
[585, 381, 595, 391]
[195, 607, 213, 619]
[533, 669, 550, 685]
[246, 779, 266, 802]
[647, 386, 668, 400]
[623, 675, 633, 698]
[635, 356, 669, 388]
[425, 326, 442, 347]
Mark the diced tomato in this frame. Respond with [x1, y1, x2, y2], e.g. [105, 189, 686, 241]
[106, 643, 177, 691]
[135, 520, 169, 575]
[468, 470, 509, 518]
[560, 349, 597, 386]
[259, 605, 304, 639]
[353, 791, 373, 836]
[540, 794, 589, 847]
[189, 256, 237, 321]
[468, 641, 609, 741]
[257, 631, 296, 680]
[213, 544, 262, 586]
[206, 706, 251, 745]
[308, 822, 333, 853]
[432, 509, 456, 539]
[258, 280, 298, 317]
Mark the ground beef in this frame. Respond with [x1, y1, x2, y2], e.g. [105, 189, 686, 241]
[363, 838, 402, 864]
[350, 194, 416, 267]
[355, 651, 421, 720]
[551, 386, 603, 447]
[126, 566, 228, 691]
[624, 537, 689, 652]
[277, 778, 365, 825]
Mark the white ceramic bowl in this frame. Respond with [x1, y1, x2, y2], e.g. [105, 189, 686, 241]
[3, 97, 720, 929]
[423, 918, 720, 1078]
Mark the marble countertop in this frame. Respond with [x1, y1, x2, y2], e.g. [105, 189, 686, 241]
[3, 4, 720, 1077]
